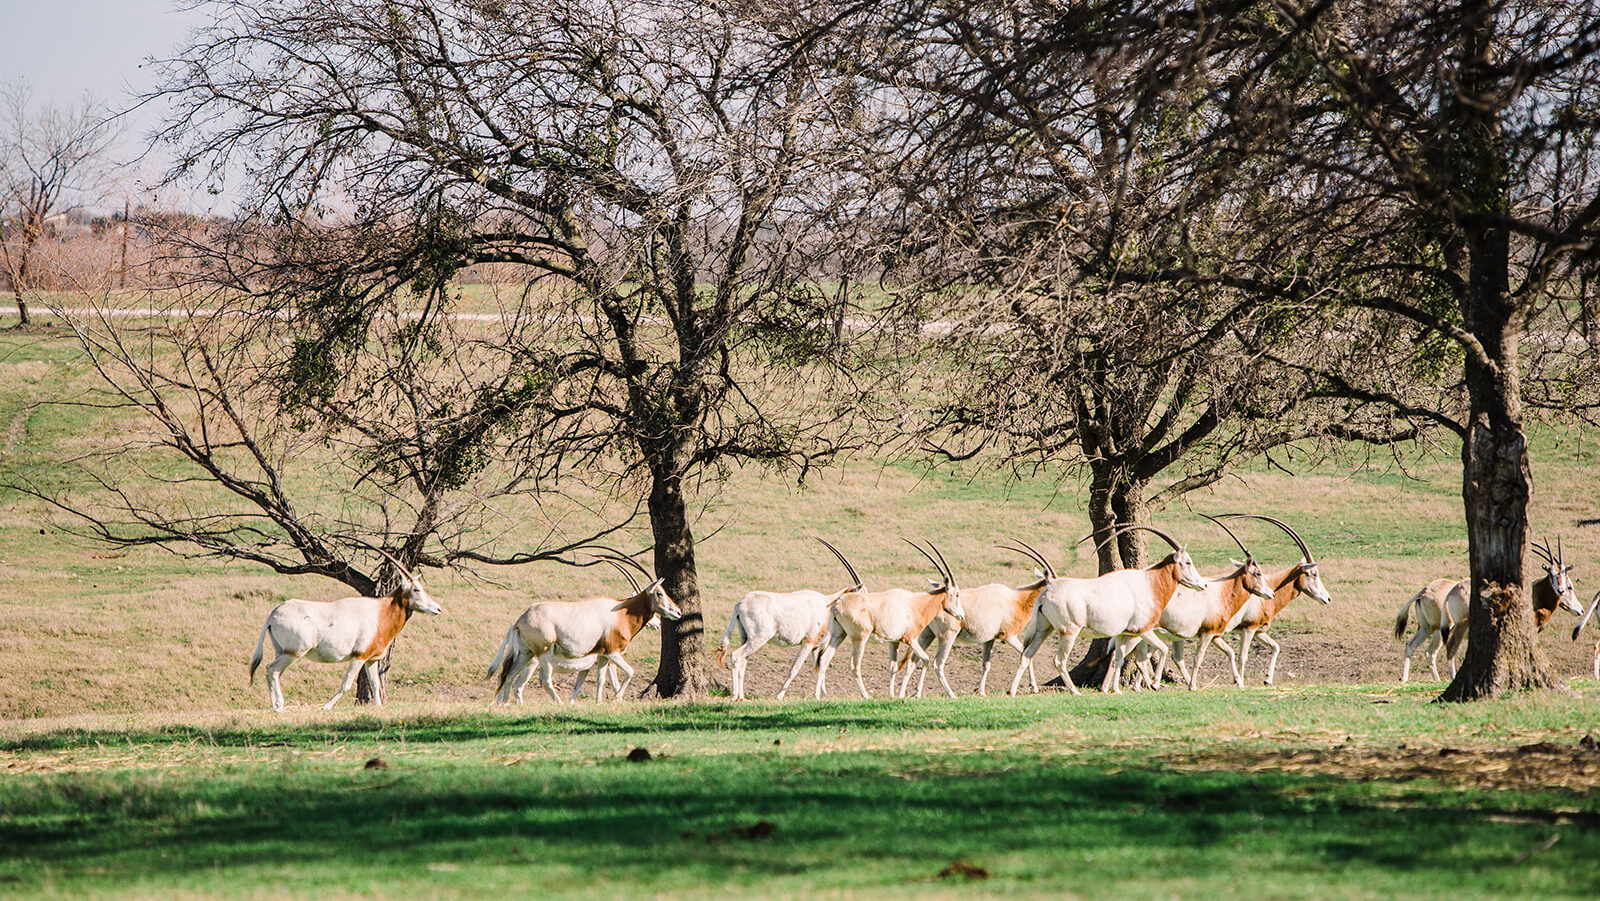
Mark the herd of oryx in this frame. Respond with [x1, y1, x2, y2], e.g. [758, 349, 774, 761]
[247, 516, 1600, 712]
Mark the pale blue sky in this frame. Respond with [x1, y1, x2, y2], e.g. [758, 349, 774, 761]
[0, 1, 214, 209]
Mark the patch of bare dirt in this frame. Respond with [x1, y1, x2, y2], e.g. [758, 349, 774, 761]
[1166, 737, 1600, 793]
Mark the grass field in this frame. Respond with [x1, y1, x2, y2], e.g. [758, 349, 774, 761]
[3, 688, 1599, 899]
[3, 317, 1600, 898]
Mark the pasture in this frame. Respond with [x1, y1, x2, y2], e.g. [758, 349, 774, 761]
[3, 321, 1600, 898]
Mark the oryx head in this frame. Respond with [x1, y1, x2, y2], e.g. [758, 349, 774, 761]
[1532, 538, 1581, 617]
[1217, 513, 1332, 605]
[1202, 514, 1272, 600]
[370, 545, 443, 616]
[905, 538, 963, 622]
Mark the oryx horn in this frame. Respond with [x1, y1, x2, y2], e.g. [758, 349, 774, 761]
[598, 556, 642, 593]
[351, 538, 416, 582]
[815, 536, 864, 592]
[1082, 524, 1184, 555]
[996, 539, 1056, 580]
[589, 545, 654, 579]
[902, 537, 952, 588]
[1201, 513, 1253, 559]
[1215, 514, 1315, 564]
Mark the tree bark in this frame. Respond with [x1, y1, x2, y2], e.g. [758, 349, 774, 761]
[1440, 362, 1561, 700]
[645, 465, 710, 699]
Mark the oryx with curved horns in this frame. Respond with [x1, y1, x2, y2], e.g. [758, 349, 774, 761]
[1213, 514, 1332, 686]
[487, 547, 682, 704]
[713, 536, 867, 700]
[814, 537, 965, 699]
[1007, 523, 1207, 696]
[249, 543, 443, 712]
[1145, 514, 1276, 690]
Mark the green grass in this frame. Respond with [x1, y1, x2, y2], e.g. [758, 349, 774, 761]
[2, 687, 1598, 899]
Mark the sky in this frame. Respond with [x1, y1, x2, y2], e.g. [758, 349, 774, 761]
[0, 1, 218, 211]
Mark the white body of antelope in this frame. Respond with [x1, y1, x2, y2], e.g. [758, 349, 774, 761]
[248, 560, 442, 712]
[488, 556, 683, 704]
[715, 538, 865, 701]
[1008, 524, 1207, 696]
[897, 573, 1047, 698]
[1394, 578, 1467, 682]
[814, 540, 964, 699]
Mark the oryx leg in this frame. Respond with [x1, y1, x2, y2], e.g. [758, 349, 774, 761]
[1106, 633, 1151, 694]
[775, 642, 818, 700]
[322, 658, 367, 710]
[728, 625, 777, 701]
[263, 651, 301, 713]
[1009, 620, 1051, 697]
[603, 652, 636, 699]
[1188, 632, 1238, 691]
[849, 636, 872, 699]
[1256, 633, 1283, 685]
[814, 624, 846, 700]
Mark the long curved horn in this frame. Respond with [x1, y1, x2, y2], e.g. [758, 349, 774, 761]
[996, 540, 1056, 580]
[1215, 514, 1314, 564]
[589, 545, 653, 579]
[815, 536, 864, 591]
[1531, 539, 1553, 566]
[929, 542, 957, 588]
[1082, 524, 1184, 554]
[598, 557, 642, 593]
[351, 538, 415, 582]
[1201, 513, 1252, 559]
[902, 538, 950, 587]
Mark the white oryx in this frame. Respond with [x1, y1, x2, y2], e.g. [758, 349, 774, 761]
[814, 539, 965, 699]
[1394, 578, 1467, 682]
[1144, 515, 1274, 690]
[487, 550, 683, 704]
[1210, 514, 1332, 686]
[714, 537, 865, 701]
[896, 542, 1050, 697]
[1008, 523, 1208, 696]
[248, 548, 443, 712]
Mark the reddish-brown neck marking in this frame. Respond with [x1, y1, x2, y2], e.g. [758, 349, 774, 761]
[1002, 584, 1045, 638]
[359, 591, 412, 660]
[1201, 563, 1259, 633]
[1531, 576, 1559, 631]
[904, 588, 950, 641]
[589, 589, 657, 655]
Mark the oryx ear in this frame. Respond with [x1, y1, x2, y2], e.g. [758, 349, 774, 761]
[646, 578, 664, 592]
[1230, 558, 1243, 568]
[1563, 565, 1573, 574]
[927, 578, 940, 589]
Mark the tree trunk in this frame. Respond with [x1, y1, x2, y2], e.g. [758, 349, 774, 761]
[1439, 369, 1560, 700]
[1436, 13, 1561, 700]
[645, 466, 710, 699]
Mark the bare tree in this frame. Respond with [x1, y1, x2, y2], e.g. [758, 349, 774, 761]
[141, 0, 868, 697]
[1166, 0, 1600, 700]
[0, 80, 119, 326]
